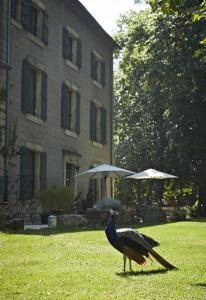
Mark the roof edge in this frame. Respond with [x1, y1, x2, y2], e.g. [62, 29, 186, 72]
[64, 0, 118, 49]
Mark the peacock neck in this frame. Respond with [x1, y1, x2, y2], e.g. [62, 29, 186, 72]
[105, 216, 123, 253]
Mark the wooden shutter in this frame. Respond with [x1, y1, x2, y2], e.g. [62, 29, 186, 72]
[40, 152, 47, 189]
[61, 83, 70, 129]
[77, 39, 82, 68]
[11, 0, 16, 18]
[42, 11, 49, 44]
[41, 71, 47, 121]
[19, 147, 34, 200]
[101, 107, 107, 144]
[76, 92, 80, 134]
[21, 59, 33, 114]
[90, 101, 97, 141]
[21, 0, 32, 31]
[62, 27, 70, 59]
[101, 61, 106, 87]
[91, 52, 97, 80]
[0, 177, 5, 196]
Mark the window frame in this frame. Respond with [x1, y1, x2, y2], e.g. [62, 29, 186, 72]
[90, 100, 107, 146]
[19, 144, 46, 200]
[63, 26, 82, 71]
[91, 51, 106, 88]
[22, 59, 47, 124]
[61, 82, 80, 136]
[11, 0, 48, 46]
[63, 154, 79, 198]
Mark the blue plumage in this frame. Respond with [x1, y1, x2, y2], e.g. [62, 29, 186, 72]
[105, 210, 177, 272]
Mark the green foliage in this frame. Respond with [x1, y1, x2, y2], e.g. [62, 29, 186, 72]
[114, 9, 206, 215]
[0, 222, 206, 299]
[94, 197, 121, 209]
[148, 0, 206, 60]
[37, 186, 74, 212]
[163, 183, 196, 206]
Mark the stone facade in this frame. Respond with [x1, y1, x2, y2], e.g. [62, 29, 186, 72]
[0, 0, 9, 175]
[3, 0, 115, 209]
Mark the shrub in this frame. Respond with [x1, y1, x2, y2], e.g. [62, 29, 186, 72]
[37, 186, 74, 213]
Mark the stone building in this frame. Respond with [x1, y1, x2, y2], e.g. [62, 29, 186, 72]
[0, 0, 116, 223]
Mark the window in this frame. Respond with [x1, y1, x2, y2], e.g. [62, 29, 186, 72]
[91, 51, 106, 87]
[65, 162, 75, 187]
[61, 83, 80, 135]
[11, 0, 49, 44]
[19, 146, 47, 200]
[63, 153, 79, 200]
[89, 165, 106, 202]
[62, 26, 82, 69]
[31, 5, 38, 36]
[90, 101, 107, 145]
[22, 59, 47, 122]
[11, 0, 21, 21]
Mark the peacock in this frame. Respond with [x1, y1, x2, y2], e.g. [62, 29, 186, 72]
[105, 210, 177, 273]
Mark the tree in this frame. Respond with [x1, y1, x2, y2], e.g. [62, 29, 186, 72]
[147, 0, 206, 61]
[114, 9, 206, 215]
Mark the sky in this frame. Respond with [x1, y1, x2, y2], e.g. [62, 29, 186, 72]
[79, 0, 148, 36]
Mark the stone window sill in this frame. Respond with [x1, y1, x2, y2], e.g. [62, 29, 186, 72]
[65, 60, 79, 72]
[11, 19, 23, 30]
[26, 114, 44, 126]
[92, 141, 103, 149]
[65, 129, 78, 138]
[92, 80, 103, 89]
[27, 33, 45, 48]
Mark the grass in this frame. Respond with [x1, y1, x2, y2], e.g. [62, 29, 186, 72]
[0, 221, 206, 300]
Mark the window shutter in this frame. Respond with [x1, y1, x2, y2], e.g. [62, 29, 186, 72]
[91, 52, 97, 80]
[101, 61, 106, 87]
[42, 11, 49, 44]
[90, 101, 96, 141]
[76, 92, 80, 134]
[21, 0, 32, 31]
[77, 38, 82, 68]
[40, 152, 47, 189]
[61, 83, 70, 129]
[62, 27, 70, 59]
[11, 0, 16, 18]
[0, 176, 5, 196]
[101, 107, 107, 144]
[22, 59, 33, 114]
[41, 71, 47, 121]
[19, 147, 34, 200]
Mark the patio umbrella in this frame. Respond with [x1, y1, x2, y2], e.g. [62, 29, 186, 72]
[126, 168, 178, 180]
[126, 168, 178, 206]
[76, 163, 134, 198]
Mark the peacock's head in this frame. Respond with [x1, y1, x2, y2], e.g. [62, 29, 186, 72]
[109, 209, 119, 219]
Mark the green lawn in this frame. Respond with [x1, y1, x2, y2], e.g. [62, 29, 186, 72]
[0, 221, 206, 300]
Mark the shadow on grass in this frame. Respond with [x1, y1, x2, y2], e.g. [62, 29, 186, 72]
[116, 268, 169, 277]
[5, 222, 167, 236]
[192, 283, 206, 288]
[15, 226, 104, 236]
[5, 218, 206, 236]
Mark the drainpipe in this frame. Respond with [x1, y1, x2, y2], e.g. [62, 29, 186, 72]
[4, 0, 11, 202]
[110, 47, 114, 165]
[110, 46, 114, 197]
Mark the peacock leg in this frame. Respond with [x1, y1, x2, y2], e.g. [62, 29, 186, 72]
[123, 254, 127, 273]
[129, 258, 132, 272]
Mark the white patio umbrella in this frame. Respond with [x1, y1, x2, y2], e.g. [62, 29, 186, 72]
[76, 163, 134, 198]
[126, 168, 178, 180]
[126, 168, 178, 206]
